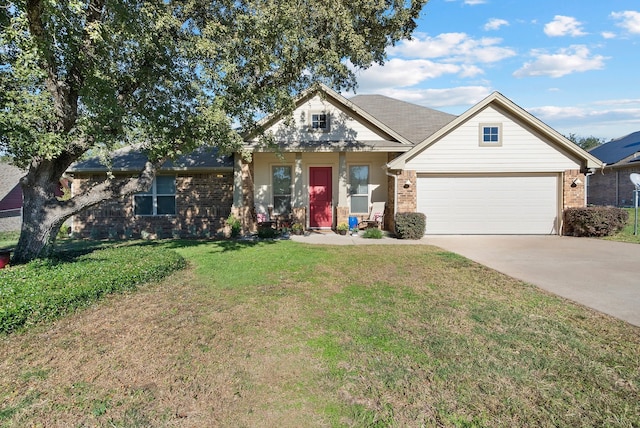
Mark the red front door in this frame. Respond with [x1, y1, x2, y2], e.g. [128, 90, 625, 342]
[309, 167, 332, 228]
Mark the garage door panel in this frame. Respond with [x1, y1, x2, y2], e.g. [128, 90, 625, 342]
[417, 175, 558, 234]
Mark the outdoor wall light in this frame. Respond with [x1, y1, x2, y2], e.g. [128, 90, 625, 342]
[404, 180, 412, 188]
[571, 177, 582, 187]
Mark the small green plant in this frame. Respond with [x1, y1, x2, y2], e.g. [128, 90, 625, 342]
[336, 222, 349, 231]
[361, 228, 383, 239]
[291, 223, 304, 235]
[226, 214, 242, 238]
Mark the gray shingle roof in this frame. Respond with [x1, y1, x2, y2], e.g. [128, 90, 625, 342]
[349, 94, 457, 144]
[68, 145, 233, 173]
[589, 131, 640, 165]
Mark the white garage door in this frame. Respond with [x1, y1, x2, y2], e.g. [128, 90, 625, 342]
[417, 175, 559, 234]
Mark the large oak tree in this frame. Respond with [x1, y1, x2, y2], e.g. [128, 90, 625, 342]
[0, 0, 426, 263]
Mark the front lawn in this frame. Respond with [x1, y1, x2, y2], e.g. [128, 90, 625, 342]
[0, 241, 638, 427]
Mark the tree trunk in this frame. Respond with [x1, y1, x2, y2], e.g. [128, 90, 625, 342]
[12, 180, 69, 264]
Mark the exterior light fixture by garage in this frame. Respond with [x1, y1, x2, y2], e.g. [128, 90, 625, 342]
[630, 173, 640, 235]
[404, 180, 412, 188]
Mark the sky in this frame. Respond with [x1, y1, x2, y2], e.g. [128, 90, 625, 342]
[346, 0, 640, 142]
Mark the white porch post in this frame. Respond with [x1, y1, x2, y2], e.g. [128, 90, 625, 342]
[338, 152, 347, 206]
[294, 153, 303, 207]
[233, 154, 244, 209]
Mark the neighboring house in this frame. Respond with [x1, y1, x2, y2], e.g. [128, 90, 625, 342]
[587, 131, 640, 206]
[0, 162, 25, 232]
[68, 84, 602, 238]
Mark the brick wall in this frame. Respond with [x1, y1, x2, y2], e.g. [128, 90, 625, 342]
[588, 166, 640, 207]
[72, 172, 233, 239]
[563, 169, 585, 210]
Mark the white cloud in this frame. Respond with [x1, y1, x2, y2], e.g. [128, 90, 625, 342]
[464, 0, 486, 5]
[390, 32, 516, 63]
[353, 58, 462, 91]
[513, 45, 607, 78]
[484, 18, 509, 31]
[377, 86, 492, 109]
[544, 15, 587, 37]
[611, 11, 640, 34]
[528, 100, 640, 140]
[601, 31, 616, 39]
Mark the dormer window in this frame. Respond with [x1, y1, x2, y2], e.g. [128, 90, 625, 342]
[479, 123, 502, 146]
[311, 112, 329, 132]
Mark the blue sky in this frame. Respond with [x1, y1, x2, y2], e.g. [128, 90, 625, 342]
[347, 0, 640, 142]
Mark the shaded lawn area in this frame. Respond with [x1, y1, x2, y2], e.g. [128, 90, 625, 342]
[605, 207, 640, 244]
[0, 240, 638, 427]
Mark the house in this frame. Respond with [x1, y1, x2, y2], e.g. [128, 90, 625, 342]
[0, 162, 25, 232]
[68, 85, 602, 238]
[587, 131, 640, 206]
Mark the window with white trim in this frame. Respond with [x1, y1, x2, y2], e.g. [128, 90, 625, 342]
[349, 165, 369, 213]
[310, 112, 329, 131]
[479, 124, 502, 146]
[134, 176, 176, 216]
[272, 165, 292, 215]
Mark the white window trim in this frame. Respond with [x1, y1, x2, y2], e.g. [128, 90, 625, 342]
[134, 176, 176, 216]
[271, 164, 293, 216]
[309, 111, 330, 133]
[479, 123, 503, 147]
[348, 164, 370, 214]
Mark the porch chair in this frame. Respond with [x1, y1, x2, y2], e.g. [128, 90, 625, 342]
[358, 202, 385, 229]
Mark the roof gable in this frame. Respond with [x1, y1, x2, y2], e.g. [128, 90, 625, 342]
[589, 131, 640, 165]
[0, 163, 25, 201]
[387, 91, 603, 171]
[248, 84, 430, 151]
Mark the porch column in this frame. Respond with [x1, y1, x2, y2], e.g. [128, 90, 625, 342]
[232, 154, 244, 209]
[336, 152, 349, 225]
[294, 153, 303, 207]
[292, 153, 306, 224]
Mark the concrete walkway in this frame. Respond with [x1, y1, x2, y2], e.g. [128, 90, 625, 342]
[290, 232, 640, 327]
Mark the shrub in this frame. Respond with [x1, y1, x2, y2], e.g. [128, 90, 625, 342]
[257, 225, 278, 239]
[0, 244, 185, 334]
[564, 206, 629, 237]
[395, 212, 426, 240]
[226, 214, 242, 238]
[362, 228, 383, 239]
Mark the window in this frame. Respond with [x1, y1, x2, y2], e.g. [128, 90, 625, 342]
[134, 176, 176, 216]
[349, 165, 369, 213]
[480, 124, 502, 146]
[311, 112, 329, 131]
[272, 166, 292, 215]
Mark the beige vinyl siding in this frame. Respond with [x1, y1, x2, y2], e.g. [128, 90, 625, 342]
[261, 95, 388, 143]
[405, 106, 582, 173]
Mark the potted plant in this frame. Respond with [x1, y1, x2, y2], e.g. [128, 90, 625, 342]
[336, 222, 349, 235]
[291, 223, 304, 235]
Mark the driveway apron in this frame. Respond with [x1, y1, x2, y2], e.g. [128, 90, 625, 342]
[426, 235, 640, 327]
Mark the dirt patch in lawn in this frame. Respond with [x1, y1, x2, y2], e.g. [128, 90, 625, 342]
[0, 266, 328, 427]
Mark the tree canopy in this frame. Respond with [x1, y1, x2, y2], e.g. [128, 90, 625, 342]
[566, 133, 605, 151]
[0, 0, 427, 262]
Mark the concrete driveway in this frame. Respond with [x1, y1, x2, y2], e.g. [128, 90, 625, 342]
[426, 235, 640, 327]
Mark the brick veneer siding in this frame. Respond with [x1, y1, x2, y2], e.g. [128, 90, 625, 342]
[72, 172, 233, 239]
[588, 166, 640, 207]
[563, 169, 585, 210]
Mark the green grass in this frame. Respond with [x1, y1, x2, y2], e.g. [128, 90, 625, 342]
[0, 241, 638, 426]
[0, 242, 185, 334]
[0, 231, 19, 250]
[604, 207, 640, 243]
